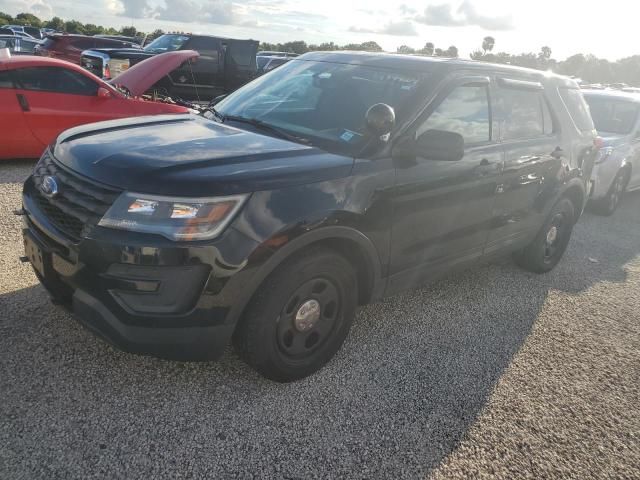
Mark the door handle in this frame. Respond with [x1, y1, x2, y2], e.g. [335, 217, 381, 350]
[16, 93, 30, 112]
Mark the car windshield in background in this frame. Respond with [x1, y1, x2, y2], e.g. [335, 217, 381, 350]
[256, 57, 270, 69]
[144, 34, 190, 53]
[215, 59, 434, 155]
[584, 97, 640, 135]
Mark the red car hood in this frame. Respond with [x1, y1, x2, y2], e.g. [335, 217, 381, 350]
[110, 50, 199, 97]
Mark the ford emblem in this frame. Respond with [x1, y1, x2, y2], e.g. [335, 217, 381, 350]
[41, 175, 59, 198]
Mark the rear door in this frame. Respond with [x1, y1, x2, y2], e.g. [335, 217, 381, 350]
[12, 66, 134, 146]
[0, 67, 40, 158]
[485, 78, 561, 253]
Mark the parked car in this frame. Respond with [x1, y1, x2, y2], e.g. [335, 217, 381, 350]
[34, 33, 141, 64]
[257, 51, 299, 58]
[257, 56, 291, 75]
[21, 52, 598, 381]
[0, 52, 195, 159]
[95, 34, 144, 46]
[81, 33, 259, 100]
[4, 25, 42, 39]
[583, 89, 640, 214]
[0, 35, 42, 55]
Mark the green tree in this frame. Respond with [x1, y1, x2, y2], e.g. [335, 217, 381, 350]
[540, 46, 552, 60]
[421, 42, 435, 56]
[358, 41, 382, 52]
[44, 16, 65, 31]
[147, 29, 165, 42]
[446, 45, 459, 58]
[482, 36, 495, 55]
[15, 12, 41, 27]
[434, 48, 444, 56]
[83, 24, 104, 36]
[397, 45, 416, 54]
[0, 11, 13, 26]
[64, 20, 85, 34]
[120, 26, 137, 37]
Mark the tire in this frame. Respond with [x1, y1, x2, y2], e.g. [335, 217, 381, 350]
[233, 248, 358, 382]
[514, 197, 575, 273]
[593, 168, 629, 216]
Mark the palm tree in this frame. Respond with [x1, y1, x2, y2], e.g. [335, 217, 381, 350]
[482, 36, 495, 55]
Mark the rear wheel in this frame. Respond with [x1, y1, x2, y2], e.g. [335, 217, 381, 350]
[593, 168, 629, 216]
[233, 248, 357, 382]
[514, 197, 575, 273]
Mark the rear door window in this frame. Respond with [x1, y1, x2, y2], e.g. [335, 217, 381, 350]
[498, 87, 553, 140]
[559, 88, 595, 132]
[417, 85, 491, 144]
[14, 67, 98, 96]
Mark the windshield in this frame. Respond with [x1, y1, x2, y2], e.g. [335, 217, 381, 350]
[216, 59, 434, 155]
[144, 34, 190, 53]
[585, 96, 640, 135]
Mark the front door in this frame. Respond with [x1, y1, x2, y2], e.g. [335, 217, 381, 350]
[388, 78, 503, 293]
[0, 67, 39, 158]
[11, 66, 134, 146]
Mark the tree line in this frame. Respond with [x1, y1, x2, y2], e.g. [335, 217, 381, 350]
[3, 11, 640, 85]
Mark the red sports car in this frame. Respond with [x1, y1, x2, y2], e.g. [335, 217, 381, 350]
[0, 51, 198, 159]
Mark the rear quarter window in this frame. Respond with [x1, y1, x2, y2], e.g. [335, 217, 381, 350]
[559, 88, 595, 132]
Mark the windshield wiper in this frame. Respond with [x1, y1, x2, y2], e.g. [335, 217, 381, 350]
[223, 115, 310, 145]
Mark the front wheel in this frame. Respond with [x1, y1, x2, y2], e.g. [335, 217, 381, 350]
[233, 248, 358, 382]
[514, 197, 575, 273]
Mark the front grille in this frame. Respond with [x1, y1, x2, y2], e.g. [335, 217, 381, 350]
[32, 151, 121, 241]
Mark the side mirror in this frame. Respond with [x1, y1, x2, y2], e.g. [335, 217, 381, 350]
[365, 103, 396, 137]
[393, 129, 465, 162]
[97, 87, 112, 99]
[416, 130, 465, 161]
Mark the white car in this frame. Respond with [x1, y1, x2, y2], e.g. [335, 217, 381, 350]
[583, 90, 640, 214]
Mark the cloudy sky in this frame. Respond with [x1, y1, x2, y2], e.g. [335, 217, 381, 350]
[2, 0, 638, 60]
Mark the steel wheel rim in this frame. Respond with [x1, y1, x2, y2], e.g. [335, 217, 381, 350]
[276, 277, 341, 359]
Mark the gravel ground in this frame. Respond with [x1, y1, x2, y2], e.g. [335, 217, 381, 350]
[1, 160, 639, 479]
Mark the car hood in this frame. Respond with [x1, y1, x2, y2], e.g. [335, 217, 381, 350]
[110, 50, 199, 97]
[52, 115, 354, 196]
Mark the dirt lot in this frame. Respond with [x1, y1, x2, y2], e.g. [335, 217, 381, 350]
[1, 160, 639, 479]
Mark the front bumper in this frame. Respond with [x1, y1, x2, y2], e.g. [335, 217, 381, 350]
[22, 181, 261, 361]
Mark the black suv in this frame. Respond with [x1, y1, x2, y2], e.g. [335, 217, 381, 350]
[21, 52, 598, 381]
[81, 33, 259, 100]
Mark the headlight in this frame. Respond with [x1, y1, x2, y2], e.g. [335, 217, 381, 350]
[595, 146, 614, 164]
[98, 192, 248, 241]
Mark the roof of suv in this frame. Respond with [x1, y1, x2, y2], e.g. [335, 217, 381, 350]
[297, 51, 576, 87]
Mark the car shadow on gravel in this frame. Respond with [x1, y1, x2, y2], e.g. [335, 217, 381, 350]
[1, 191, 639, 478]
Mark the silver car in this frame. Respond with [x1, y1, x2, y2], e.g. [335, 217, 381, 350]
[583, 90, 640, 214]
